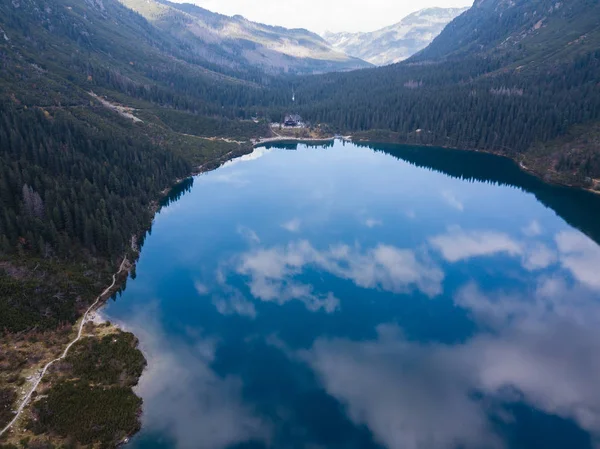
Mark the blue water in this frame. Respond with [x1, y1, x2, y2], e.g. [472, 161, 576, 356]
[105, 141, 600, 449]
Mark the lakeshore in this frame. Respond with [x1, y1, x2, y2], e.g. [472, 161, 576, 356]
[2, 136, 599, 448]
[102, 139, 600, 449]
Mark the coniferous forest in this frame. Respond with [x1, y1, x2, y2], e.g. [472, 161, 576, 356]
[0, 102, 190, 259]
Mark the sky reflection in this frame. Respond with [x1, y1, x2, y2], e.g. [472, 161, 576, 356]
[105, 141, 600, 449]
[118, 305, 270, 449]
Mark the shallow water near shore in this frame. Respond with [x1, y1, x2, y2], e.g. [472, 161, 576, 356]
[105, 140, 600, 449]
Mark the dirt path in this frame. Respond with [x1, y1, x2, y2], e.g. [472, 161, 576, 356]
[0, 258, 129, 438]
[88, 92, 143, 123]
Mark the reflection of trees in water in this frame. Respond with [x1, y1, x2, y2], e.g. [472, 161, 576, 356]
[160, 177, 195, 209]
[143, 177, 194, 257]
[356, 142, 600, 246]
[111, 177, 196, 302]
[262, 141, 335, 151]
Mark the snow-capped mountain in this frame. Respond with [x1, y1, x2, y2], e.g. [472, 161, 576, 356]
[323, 7, 470, 66]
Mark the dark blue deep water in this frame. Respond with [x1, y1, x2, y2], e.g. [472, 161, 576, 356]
[105, 141, 600, 449]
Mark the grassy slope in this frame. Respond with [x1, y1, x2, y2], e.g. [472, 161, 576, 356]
[6, 328, 148, 448]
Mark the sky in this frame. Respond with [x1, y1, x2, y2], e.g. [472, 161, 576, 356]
[177, 0, 475, 34]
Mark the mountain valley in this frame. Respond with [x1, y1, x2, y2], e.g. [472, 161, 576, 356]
[1, 0, 600, 446]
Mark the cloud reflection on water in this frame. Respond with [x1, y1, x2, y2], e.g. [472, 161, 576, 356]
[303, 325, 502, 449]
[281, 218, 302, 233]
[556, 231, 600, 290]
[205, 236, 445, 317]
[522, 242, 557, 271]
[129, 225, 600, 449]
[430, 227, 523, 262]
[236, 240, 445, 307]
[301, 266, 600, 449]
[441, 190, 465, 212]
[122, 305, 269, 449]
[430, 227, 563, 273]
[105, 141, 600, 449]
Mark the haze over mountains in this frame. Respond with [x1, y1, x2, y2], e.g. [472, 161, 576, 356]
[323, 7, 469, 66]
[118, 0, 371, 74]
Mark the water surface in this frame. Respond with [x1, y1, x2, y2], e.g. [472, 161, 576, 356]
[105, 141, 600, 449]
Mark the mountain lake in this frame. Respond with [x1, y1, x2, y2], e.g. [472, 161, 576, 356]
[104, 140, 600, 449]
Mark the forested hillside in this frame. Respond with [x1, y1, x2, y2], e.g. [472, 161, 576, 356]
[0, 0, 273, 443]
[0, 0, 276, 262]
[415, 0, 600, 63]
[273, 0, 600, 185]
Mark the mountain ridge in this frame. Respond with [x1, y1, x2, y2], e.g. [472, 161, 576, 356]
[118, 0, 371, 74]
[412, 0, 600, 65]
[323, 7, 469, 66]
[274, 0, 600, 185]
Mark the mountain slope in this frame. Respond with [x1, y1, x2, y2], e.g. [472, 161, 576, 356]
[271, 0, 600, 185]
[0, 0, 292, 263]
[118, 0, 371, 74]
[413, 0, 600, 65]
[323, 7, 468, 66]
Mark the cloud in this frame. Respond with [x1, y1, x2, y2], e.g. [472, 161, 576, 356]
[188, 0, 474, 34]
[430, 228, 522, 262]
[212, 293, 257, 319]
[205, 170, 248, 186]
[237, 226, 261, 244]
[119, 305, 269, 449]
[441, 190, 464, 211]
[364, 218, 382, 228]
[237, 240, 444, 302]
[195, 282, 209, 295]
[302, 326, 501, 449]
[281, 218, 301, 233]
[556, 231, 600, 290]
[300, 273, 600, 449]
[522, 220, 543, 237]
[521, 242, 557, 271]
[221, 146, 273, 169]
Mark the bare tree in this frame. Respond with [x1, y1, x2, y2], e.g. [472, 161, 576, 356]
[22, 184, 45, 219]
